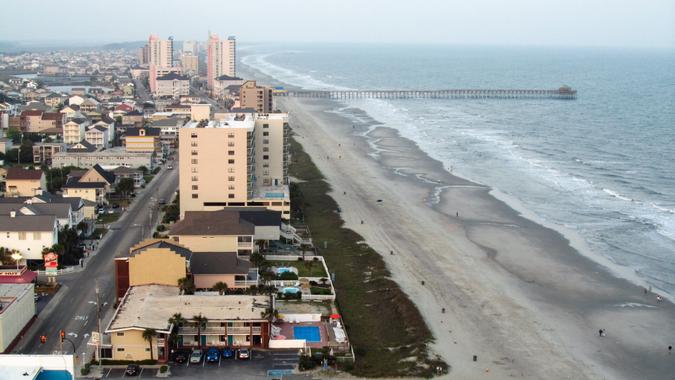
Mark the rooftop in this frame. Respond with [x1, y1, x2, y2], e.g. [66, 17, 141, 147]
[0, 214, 55, 232]
[170, 209, 256, 236]
[6, 167, 43, 181]
[190, 252, 250, 275]
[106, 285, 270, 332]
[184, 113, 254, 131]
[0, 283, 34, 315]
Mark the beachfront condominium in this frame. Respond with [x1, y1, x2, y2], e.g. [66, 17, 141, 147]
[178, 112, 289, 219]
[240, 80, 274, 113]
[207, 33, 236, 92]
[147, 34, 175, 93]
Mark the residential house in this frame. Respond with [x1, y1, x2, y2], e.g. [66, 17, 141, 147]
[0, 138, 13, 155]
[62, 164, 115, 205]
[151, 116, 186, 149]
[44, 93, 66, 108]
[63, 118, 89, 144]
[112, 166, 144, 188]
[124, 127, 161, 154]
[0, 212, 58, 260]
[32, 142, 66, 165]
[121, 110, 144, 126]
[212, 75, 244, 100]
[5, 168, 45, 197]
[84, 125, 109, 148]
[79, 98, 100, 114]
[154, 72, 190, 98]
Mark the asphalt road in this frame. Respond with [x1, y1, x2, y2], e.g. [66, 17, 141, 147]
[13, 164, 179, 355]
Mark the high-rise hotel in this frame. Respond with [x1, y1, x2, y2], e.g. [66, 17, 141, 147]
[178, 112, 289, 219]
[207, 33, 236, 92]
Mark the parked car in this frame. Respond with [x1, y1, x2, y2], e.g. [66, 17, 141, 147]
[107, 209, 115, 214]
[237, 348, 250, 360]
[190, 349, 202, 364]
[173, 350, 189, 363]
[97, 208, 105, 215]
[158, 198, 166, 205]
[125, 364, 140, 376]
[167, 165, 173, 170]
[222, 347, 234, 359]
[206, 347, 220, 363]
[112, 203, 120, 209]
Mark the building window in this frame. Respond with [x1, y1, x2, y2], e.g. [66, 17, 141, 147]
[263, 155, 269, 160]
[263, 139, 269, 144]
[263, 131, 269, 136]
[228, 176, 235, 181]
[191, 167, 198, 173]
[227, 133, 235, 138]
[192, 185, 198, 190]
[191, 150, 198, 155]
[263, 124, 269, 129]
[228, 185, 235, 190]
[228, 150, 235, 155]
[117, 348, 125, 352]
[228, 194, 235, 199]
[192, 193, 198, 199]
[116, 332, 124, 336]
[191, 132, 197, 138]
[191, 176, 198, 181]
[228, 168, 235, 173]
[228, 159, 235, 164]
[18, 232, 26, 240]
[228, 142, 235, 147]
[191, 159, 198, 164]
[191, 141, 198, 147]
[263, 147, 269, 152]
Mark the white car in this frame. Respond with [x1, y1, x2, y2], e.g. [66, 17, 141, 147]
[190, 349, 202, 364]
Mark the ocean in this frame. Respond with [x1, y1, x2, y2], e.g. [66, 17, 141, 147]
[240, 43, 675, 298]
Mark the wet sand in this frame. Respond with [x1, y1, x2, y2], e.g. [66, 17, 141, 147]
[278, 96, 675, 379]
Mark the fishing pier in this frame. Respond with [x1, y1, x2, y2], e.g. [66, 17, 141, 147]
[276, 86, 577, 100]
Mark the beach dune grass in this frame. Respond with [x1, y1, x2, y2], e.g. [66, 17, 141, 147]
[289, 136, 447, 377]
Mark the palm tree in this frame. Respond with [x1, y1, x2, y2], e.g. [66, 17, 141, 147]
[178, 277, 195, 295]
[167, 313, 186, 348]
[213, 281, 228, 295]
[192, 314, 208, 350]
[142, 328, 157, 361]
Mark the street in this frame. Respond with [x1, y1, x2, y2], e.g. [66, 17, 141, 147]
[12, 163, 179, 358]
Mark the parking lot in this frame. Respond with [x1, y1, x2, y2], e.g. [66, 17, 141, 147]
[99, 350, 304, 379]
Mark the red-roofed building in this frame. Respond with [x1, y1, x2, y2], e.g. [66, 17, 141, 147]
[0, 266, 37, 284]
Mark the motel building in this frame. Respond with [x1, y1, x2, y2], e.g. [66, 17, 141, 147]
[102, 285, 271, 362]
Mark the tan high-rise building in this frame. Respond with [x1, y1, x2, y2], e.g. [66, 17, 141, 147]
[240, 80, 274, 113]
[179, 112, 289, 219]
[147, 34, 174, 93]
[182, 40, 198, 55]
[181, 52, 198, 74]
[207, 33, 236, 91]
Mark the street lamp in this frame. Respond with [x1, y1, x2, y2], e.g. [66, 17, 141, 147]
[10, 252, 22, 270]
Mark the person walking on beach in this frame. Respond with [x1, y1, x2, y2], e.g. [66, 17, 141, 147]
[598, 329, 605, 337]
[668, 345, 672, 354]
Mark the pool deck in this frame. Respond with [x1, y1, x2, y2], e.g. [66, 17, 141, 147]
[276, 322, 329, 349]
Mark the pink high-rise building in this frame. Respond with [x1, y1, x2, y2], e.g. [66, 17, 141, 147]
[147, 34, 174, 93]
[207, 33, 236, 91]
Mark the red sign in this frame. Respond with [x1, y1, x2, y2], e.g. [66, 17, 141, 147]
[44, 252, 58, 272]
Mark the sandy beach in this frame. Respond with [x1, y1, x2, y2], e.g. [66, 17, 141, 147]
[277, 96, 675, 379]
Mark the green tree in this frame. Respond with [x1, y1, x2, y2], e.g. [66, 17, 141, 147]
[177, 277, 195, 295]
[167, 313, 186, 348]
[115, 178, 135, 199]
[213, 281, 228, 295]
[142, 328, 157, 361]
[138, 165, 149, 175]
[250, 252, 268, 272]
[6, 127, 21, 143]
[192, 314, 208, 350]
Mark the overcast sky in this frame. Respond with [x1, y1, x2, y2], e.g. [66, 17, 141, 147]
[1, 0, 673, 48]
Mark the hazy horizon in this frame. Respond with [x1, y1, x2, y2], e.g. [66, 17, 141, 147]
[0, 0, 673, 49]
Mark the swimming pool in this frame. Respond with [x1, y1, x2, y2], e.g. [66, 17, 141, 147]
[294, 326, 321, 342]
[276, 267, 297, 275]
[281, 287, 300, 294]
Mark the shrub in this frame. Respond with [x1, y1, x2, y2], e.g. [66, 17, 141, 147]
[159, 365, 168, 373]
[80, 364, 91, 376]
[279, 271, 299, 280]
[299, 355, 317, 371]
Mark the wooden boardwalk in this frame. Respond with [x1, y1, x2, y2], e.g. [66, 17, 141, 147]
[276, 86, 577, 100]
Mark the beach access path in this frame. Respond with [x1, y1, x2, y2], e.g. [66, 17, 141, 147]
[279, 96, 675, 380]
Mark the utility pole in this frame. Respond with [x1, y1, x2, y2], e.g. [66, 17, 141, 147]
[95, 280, 102, 369]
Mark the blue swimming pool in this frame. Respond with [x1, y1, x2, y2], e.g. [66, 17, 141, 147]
[36, 370, 72, 380]
[294, 326, 321, 342]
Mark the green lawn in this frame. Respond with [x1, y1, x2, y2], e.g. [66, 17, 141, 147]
[96, 213, 120, 224]
[268, 260, 327, 278]
[288, 135, 447, 377]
